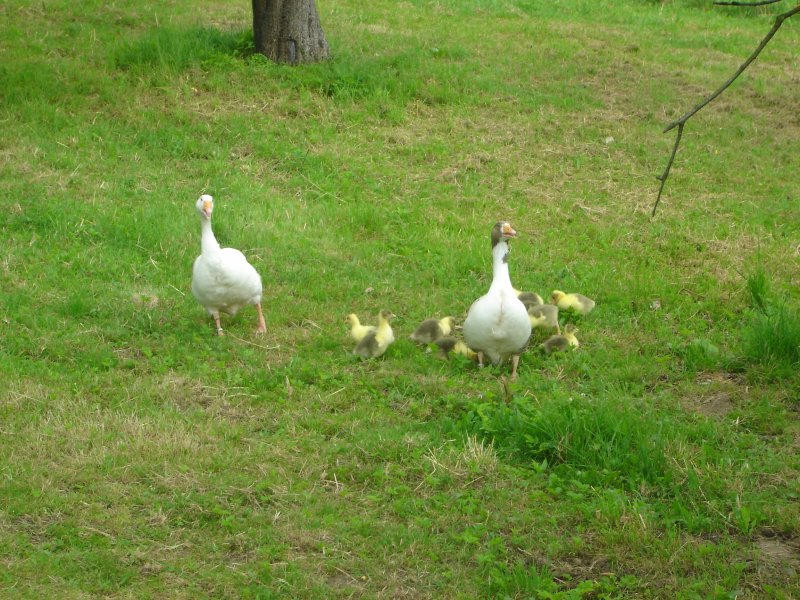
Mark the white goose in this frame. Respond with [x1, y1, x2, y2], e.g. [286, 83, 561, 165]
[463, 221, 532, 379]
[191, 195, 267, 335]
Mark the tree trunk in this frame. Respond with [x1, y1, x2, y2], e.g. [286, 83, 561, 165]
[252, 0, 330, 65]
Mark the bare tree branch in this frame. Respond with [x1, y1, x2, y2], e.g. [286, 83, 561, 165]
[652, 123, 685, 217]
[714, 0, 783, 6]
[663, 4, 800, 134]
[651, 4, 800, 216]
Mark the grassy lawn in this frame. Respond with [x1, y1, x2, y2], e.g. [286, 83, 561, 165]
[2, 0, 799, 597]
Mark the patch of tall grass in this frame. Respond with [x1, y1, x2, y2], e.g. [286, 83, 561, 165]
[742, 269, 800, 378]
[245, 46, 472, 108]
[744, 307, 800, 374]
[448, 390, 781, 533]
[456, 395, 674, 491]
[112, 26, 251, 73]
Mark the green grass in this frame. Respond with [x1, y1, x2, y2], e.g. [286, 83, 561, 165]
[2, 0, 800, 597]
[742, 269, 800, 378]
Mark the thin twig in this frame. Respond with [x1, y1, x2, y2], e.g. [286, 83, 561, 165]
[332, 566, 361, 584]
[167, 283, 186, 297]
[715, 0, 782, 6]
[225, 331, 280, 351]
[652, 4, 800, 216]
[652, 122, 684, 217]
[82, 525, 114, 539]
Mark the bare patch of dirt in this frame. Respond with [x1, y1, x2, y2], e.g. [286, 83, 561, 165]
[158, 372, 261, 422]
[556, 553, 615, 580]
[696, 371, 745, 386]
[689, 391, 735, 418]
[160, 373, 220, 409]
[683, 372, 748, 417]
[755, 532, 800, 574]
[131, 291, 159, 309]
[324, 566, 365, 592]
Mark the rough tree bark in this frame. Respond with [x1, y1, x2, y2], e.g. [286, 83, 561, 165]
[252, 0, 330, 65]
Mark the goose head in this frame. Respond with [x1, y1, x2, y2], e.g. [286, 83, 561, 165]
[195, 194, 214, 220]
[491, 221, 517, 247]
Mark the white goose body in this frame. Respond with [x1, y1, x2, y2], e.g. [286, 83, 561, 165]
[463, 222, 531, 370]
[192, 248, 262, 315]
[191, 195, 266, 334]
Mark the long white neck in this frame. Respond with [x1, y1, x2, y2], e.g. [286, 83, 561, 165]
[489, 240, 513, 292]
[200, 218, 221, 255]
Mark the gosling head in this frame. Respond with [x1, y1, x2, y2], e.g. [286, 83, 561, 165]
[346, 313, 359, 326]
[551, 290, 566, 304]
[564, 324, 578, 334]
[379, 310, 395, 322]
[491, 221, 517, 247]
[195, 194, 214, 220]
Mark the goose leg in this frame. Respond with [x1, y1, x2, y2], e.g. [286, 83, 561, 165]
[255, 303, 267, 334]
[213, 313, 224, 336]
[477, 352, 484, 368]
[510, 355, 520, 381]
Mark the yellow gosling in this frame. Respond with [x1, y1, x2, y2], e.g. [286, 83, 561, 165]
[346, 313, 376, 343]
[410, 316, 454, 344]
[541, 324, 579, 354]
[528, 304, 560, 333]
[353, 310, 395, 359]
[434, 337, 478, 361]
[550, 290, 595, 315]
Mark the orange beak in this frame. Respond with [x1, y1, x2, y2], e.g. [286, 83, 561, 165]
[501, 223, 517, 238]
[202, 199, 212, 218]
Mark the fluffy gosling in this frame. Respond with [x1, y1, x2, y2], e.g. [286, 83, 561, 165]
[353, 310, 395, 359]
[517, 291, 544, 309]
[410, 316, 454, 344]
[541, 324, 579, 354]
[346, 313, 376, 343]
[550, 290, 595, 315]
[528, 304, 560, 334]
[434, 337, 478, 361]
